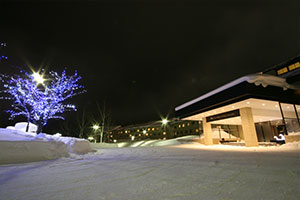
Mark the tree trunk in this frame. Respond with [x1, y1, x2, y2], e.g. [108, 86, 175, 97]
[36, 121, 43, 134]
[26, 121, 30, 132]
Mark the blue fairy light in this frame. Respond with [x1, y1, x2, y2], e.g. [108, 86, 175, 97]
[0, 69, 86, 133]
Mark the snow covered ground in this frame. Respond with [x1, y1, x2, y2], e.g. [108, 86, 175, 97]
[1, 128, 300, 199]
[0, 145, 299, 200]
[1, 140, 300, 200]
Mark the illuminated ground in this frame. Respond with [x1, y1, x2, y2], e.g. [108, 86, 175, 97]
[0, 144, 300, 200]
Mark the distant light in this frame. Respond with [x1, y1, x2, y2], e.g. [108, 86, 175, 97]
[262, 103, 265, 106]
[246, 101, 250, 104]
[93, 124, 100, 130]
[88, 136, 94, 140]
[162, 119, 168, 125]
[143, 130, 147, 134]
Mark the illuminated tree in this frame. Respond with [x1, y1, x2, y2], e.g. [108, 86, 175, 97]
[0, 42, 8, 61]
[0, 69, 85, 133]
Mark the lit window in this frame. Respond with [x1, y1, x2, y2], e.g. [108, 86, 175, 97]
[137, 129, 140, 132]
[146, 133, 148, 136]
[178, 125, 181, 128]
[163, 132, 166, 135]
[147, 128, 150, 131]
[196, 129, 199, 132]
[138, 134, 141, 137]
[182, 124, 185, 127]
[187, 123, 190, 126]
[152, 128, 154, 131]
[125, 130, 127, 133]
[163, 137, 166, 140]
[110, 135, 113, 137]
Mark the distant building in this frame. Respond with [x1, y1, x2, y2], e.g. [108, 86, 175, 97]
[109, 119, 202, 143]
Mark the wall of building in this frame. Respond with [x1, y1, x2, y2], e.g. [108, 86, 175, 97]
[109, 120, 202, 143]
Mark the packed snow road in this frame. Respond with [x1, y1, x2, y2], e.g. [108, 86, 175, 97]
[0, 144, 300, 200]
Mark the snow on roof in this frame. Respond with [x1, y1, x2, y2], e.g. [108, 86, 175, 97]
[175, 74, 299, 111]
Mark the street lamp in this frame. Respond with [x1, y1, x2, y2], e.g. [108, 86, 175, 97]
[92, 124, 100, 143]
[93, 124, 100, 130]
[32, 72, 45, 85]
[161, 118, 168, 139]
[162, 119, 168, 125]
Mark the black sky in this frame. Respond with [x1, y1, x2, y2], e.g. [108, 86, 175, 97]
[1, 0, 300, 129]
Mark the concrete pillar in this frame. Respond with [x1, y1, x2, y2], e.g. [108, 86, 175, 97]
[203, 117, 213, 145]
[240, 107, 258, 147]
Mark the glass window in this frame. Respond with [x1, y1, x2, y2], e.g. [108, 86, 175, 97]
[280, 103, 300, 134]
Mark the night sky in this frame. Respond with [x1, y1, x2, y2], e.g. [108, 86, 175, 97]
[1, 0, 300, 131]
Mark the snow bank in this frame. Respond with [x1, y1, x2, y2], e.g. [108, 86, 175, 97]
[279, 141, 300, 150]
[0, 127, 92, 164]
[14, 122, 37, 133]
[35, 133, 92, 154]
[0, 141, 68, 165]
[288, 132, 300, 136]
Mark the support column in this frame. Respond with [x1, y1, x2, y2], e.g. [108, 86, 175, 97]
[203, 117, 213, 145]
[240, 107, 258, 147]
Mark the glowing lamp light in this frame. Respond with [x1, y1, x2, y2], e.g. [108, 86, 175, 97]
[93, 125, 100, 130]
[162, 119, 168, 125]
[143, 130, 147, 134]
[32, 72, 44, 84]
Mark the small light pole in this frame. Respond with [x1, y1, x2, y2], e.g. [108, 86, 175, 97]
[93, 124, 100, 143]
[162, 118, 168, 139]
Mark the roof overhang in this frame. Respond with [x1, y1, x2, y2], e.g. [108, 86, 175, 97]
[175, 77, 300, 119]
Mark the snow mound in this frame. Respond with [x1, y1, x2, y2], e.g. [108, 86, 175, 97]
[0, 141, 68, 165]
[0, 128, 92, 164]
[288, 132, 300, 136]
[0, 128, 37, 141]
[14, 122, 37, 133]
[35, 133, 92, 154]
[279, 141, 300, 150]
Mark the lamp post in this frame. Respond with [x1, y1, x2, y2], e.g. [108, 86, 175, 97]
[93, 124, 100, 143]
[162, 118, 168, 139]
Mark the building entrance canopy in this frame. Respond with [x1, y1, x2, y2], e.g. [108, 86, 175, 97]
[175, 73, 300, 147]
